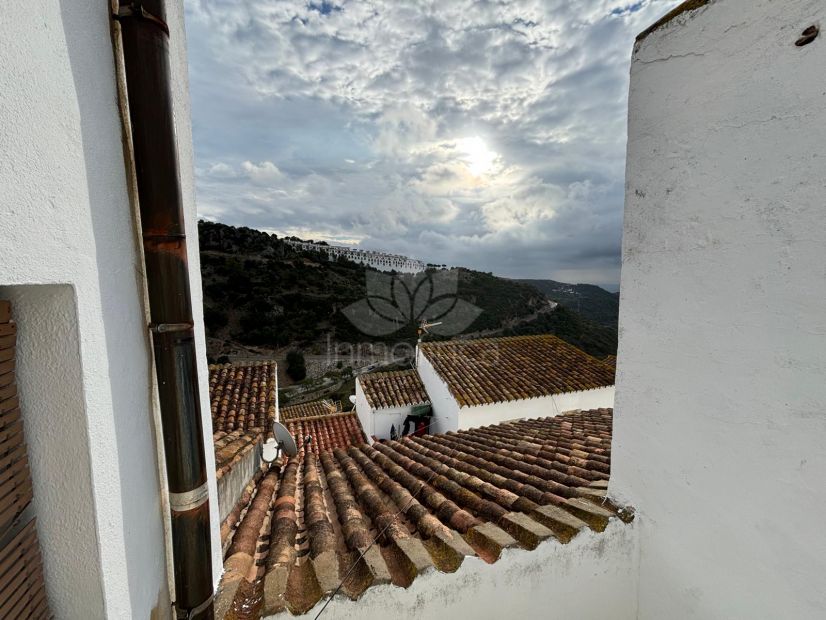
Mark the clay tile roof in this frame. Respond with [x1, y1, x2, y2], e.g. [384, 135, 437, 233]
[216, 408, 632, 618]
[209, 361, 277, 434]
[283, 411, 367, 455]
[280, 399, 342, 421]
[419, 335, 615, 408]
[358, 369, 430, 410]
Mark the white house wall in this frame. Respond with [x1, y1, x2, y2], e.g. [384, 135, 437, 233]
[374, 406, 418, 439]
[268, 518, 639, 620]
[416, 351, 460, 434]
[354, 380, 374, 437]
[613, 1, 826, 619]
[0, 2, 219, 617]
[456, 386, 615, 431]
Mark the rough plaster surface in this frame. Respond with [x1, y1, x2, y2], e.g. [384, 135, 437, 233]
[612, 1, 826, 618]
[415, 353, 461, 434]
[218, 443, 262, 524]
[0, 286, 106, 617]
[0, 1, 218, 616]
[454, 387, 615, 431]
[417, 350, 614, 433]
[269, 519, 638, 620]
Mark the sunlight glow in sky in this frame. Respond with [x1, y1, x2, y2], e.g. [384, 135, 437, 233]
[184, 0, 681, 289]
[456, 137, 499, 177]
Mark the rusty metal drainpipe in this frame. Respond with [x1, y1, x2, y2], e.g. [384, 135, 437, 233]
[111, 1, 214, 618]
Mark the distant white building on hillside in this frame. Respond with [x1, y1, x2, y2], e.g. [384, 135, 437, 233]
[417, 335, 616, 434]
[355, 369, 431, 440]
[285, 240, 425, 273]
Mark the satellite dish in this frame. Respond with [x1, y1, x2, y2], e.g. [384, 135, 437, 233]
[261, 421, 298, 463]
[274, 421, 298, 457]
[348, 395, 356, 405]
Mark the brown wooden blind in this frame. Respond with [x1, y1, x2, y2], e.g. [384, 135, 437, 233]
[0, 301, 51, 619]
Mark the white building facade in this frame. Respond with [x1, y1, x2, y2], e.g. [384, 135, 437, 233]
[612, 1, 826, 619]
[0, 2, 220, 618]
[417, 348, 615, 433]
[286, 240, 426, 273]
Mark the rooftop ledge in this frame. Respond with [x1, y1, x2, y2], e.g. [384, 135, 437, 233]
[636, 0, 712, 43]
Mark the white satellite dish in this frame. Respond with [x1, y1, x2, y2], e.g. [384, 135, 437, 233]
[348, 395, 356, 405]
[261, 421, 298, 463]
[274, 421, 298, 457]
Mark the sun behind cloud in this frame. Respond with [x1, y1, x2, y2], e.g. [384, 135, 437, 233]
[455, 136, 498, 177]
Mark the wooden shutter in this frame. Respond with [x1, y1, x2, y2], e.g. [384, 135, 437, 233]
[0, 301, 51, 618]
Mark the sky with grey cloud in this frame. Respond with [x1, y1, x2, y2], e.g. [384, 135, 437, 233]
[185, 0, 680, 290]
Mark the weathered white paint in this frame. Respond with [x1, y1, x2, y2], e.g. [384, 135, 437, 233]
[613, 2, 826, 618]
[355, 377, 427, 440]
[415, 352, 461, 434]
[0, 285, 108, 617]
[0, 2, 219, 617]
[417, 349, 614, 432]
[268, 518, 638, 619]
[217, 440, 262, 524]
[455, 386, 615, 431]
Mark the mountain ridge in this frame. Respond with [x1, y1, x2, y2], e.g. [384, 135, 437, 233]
[515, 278, 619, 327]
[198, 220, 618, 362]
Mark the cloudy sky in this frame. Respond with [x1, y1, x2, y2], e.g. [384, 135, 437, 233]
[185, 0, 679, 290]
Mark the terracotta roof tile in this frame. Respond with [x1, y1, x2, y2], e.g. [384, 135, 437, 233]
[358, 369, 430, 410]
[280, 399, 342, 421]
[420, 335, 614, 407]
[209, 361, 276, 433]
[283, 412, 366, 455]
[215, 408, 630, 618]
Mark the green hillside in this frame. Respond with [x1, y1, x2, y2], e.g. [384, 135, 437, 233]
[198, 220, 617, 359]
[516, 278, 619, 327]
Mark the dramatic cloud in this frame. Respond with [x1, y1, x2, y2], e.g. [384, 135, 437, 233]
[185, 0, 681, 289]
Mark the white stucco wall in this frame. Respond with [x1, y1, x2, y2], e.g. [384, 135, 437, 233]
[418, 349, 614, 432]
[613, 2, 826, 619]
[0, 1, 219, 617]
[416, 352, 460, 434]
[456, 387, 615, 431]
[372, 405, 417, 439]
[217, 440, 262, 524]
[354, 379, 373, 436]
[270, 518, 639, 620]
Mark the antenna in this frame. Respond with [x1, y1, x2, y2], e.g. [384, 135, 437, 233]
[262, 421, 299, 463]
[417, 318, 443, 343]
[415, 319, 444, 368]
